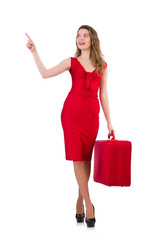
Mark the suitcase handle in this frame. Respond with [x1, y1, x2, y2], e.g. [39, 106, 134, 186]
[108, 130, 115, 140]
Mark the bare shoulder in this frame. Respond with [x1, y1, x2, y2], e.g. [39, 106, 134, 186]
[44, 57, 72, 78]
[57, 57, 71, 71]
[100, 65, 108, 82]
[61, 57, 71, 70]
[65, 57, 71, 70]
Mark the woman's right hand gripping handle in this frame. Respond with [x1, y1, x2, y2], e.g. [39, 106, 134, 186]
[25, 32, 36, 53]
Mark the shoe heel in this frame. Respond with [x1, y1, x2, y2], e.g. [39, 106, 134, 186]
[75, 204, 85, 223]
[85, 204, 96, 227]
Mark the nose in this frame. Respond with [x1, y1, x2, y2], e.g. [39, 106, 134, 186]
[79, 38, 84, 41]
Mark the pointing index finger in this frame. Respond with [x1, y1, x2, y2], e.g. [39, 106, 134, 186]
[25, 32, 33, 42]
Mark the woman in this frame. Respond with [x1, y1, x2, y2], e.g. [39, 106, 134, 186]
[25, 25, 115, 228]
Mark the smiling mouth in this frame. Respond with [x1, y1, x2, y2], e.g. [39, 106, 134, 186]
[79, 42, 85, 45]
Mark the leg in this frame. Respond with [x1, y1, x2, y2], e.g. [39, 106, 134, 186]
[76, 161, 91, 213]
[73, 161, 94, 218]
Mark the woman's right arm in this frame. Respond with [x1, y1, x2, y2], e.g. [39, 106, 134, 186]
[26, 33, 70, 79]
[32, 50, 70, 79]
[43, 57, 71, 79]
[32, 49, 47, 78]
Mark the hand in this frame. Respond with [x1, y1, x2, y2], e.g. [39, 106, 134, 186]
[107, 122, 115, 137]
[25, 32, 36, 52]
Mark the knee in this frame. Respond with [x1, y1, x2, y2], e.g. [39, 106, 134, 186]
[73, 161, 85, 166]
[73, 160, 91, 166]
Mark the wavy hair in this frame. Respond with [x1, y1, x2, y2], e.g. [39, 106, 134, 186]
[74, 25, 106, 77]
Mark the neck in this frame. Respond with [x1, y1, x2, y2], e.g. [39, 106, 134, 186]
[80, 49, 91, 60]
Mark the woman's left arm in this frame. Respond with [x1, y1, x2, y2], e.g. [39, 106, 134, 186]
[99, 67, 115, 133]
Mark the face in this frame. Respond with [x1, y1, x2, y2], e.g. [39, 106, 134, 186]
[76, 28, 91, 50]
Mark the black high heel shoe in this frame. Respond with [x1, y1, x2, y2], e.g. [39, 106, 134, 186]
[85, 204, 96, 227]
[75, 204, 85, 223]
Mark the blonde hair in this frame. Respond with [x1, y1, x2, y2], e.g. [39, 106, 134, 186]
[74, 25, 106, 77]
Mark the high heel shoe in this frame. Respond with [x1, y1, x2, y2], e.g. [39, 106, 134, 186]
[75, 204, 85, 223]
[85, 204, 96, 227]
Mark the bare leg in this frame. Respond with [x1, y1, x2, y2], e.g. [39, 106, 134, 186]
[76, 161, 91, 213]
[73, 161, 94, 218]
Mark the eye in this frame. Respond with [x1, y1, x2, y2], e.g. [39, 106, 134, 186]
[76, 34, 88, 38]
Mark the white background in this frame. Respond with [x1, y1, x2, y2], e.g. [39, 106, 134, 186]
[0, 0, 159, 239]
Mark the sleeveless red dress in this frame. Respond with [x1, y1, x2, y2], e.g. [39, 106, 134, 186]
[61, 57, 107, 161]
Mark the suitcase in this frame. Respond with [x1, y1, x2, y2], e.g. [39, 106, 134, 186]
[93, 131, 132, 187]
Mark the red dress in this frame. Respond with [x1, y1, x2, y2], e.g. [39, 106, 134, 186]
[61, 57, 107, 161]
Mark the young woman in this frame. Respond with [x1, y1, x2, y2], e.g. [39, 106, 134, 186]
[25, 25, 115, 227]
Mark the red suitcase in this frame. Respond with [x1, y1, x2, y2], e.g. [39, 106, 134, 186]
[93, 131, 132, 187]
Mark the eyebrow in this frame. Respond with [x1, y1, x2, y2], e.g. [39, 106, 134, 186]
[77, 33, 89, 35]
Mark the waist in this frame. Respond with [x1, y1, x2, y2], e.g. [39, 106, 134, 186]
[69, 89, 98, 99]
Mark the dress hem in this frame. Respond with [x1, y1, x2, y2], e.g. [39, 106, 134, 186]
[65, 158, 92, 162]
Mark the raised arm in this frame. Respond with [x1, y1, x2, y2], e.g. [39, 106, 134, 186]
[31, 49, 47, 78]
[32, 49, 71, 79]
[44, 57, 71, 79]
[25, 32, 70, 78]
